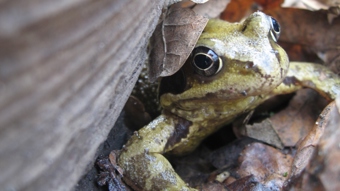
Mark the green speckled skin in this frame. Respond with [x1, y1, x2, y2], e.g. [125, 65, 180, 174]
[117, 12, 340, 191]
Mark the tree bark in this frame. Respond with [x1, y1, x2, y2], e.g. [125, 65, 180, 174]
[0, 0, 164, 190]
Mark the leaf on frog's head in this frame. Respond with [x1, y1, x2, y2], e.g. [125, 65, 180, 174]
[148, 7, 208, 82]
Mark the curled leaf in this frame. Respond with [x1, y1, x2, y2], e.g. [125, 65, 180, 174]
[284, 98, 340, 190]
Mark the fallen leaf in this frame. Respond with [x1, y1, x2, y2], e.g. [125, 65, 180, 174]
[242, 119, 284, 149]
[220, 0, 255, 22]
[279, 42, 321, 62]
[306, 97, 340, 191]
[282, 0, 338, 11]
[148, 6, 208, 82]
[264, 8, 340, 74]
[235, 89, 328, 148]
[226, 175, 268, 191]
[284, 99, 339, 190]
[224, 142, 293, 190]
[255, 0, 284, 9]
[270, 89, 328, 147]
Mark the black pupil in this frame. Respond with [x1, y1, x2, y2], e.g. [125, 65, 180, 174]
[194, 54, 212, 69]
[271, 17, 280, 32]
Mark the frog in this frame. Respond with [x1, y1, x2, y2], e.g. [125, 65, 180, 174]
[117, 11, 340, 191]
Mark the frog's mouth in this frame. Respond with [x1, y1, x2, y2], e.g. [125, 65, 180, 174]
[158, 69, 187, 98]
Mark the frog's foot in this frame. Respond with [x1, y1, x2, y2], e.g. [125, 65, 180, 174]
[117, 115, 198, 191]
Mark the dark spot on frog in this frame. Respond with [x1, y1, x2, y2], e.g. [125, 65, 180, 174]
[244, 62, 255, 70]
[164, 115, 193, 151]
[241, 90, 247, 96]
[283, 76, 299, 86]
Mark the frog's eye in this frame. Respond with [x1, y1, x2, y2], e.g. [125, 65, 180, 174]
[269, 17, 280, 42]
[192, 46, 223, 77]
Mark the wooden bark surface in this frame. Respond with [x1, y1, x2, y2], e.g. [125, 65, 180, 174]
[0, 0, 165, 190]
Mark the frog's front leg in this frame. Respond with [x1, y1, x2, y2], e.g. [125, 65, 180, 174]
[272, 62, 340, 99]
[117, 113, 197, 191]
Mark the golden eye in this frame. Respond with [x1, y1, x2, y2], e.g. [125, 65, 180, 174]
[192, 46, 223, 77]
[269, 17, 280, 42]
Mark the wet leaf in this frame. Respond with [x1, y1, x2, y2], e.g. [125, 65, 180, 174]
[148, 7, 208, 82]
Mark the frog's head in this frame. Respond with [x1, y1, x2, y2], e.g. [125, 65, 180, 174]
[159, 11, 289, 113]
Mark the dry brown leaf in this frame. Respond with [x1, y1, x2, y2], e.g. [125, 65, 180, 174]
[148, 7, 208, 82]
[255, 0, 284, 9]
[220, 0, 284, 22]
[241, 119, 284, 149]
[284, 99, 339, 190]
[265, 8, 340, 74]
[270, 89, 328, 147]
[279, 42, 320, 62]
[220, 0, 254, 22]
[225, 142, 293, 190]
[282, 0, 339, 10]
[235, 89, 328, 148]
[303, 97, 340, 191]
